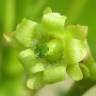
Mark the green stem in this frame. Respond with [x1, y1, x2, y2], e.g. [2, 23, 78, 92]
[4, 0, 15, 32]
[65, 79, 96, 96]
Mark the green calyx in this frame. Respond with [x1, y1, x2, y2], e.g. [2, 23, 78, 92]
[4, 8, 96, 90]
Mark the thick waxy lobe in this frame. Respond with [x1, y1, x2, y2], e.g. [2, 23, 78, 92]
[41, 12, 67, 31]
[66, 25, 88, 40]
[19, 49, 37, 68]
[67, 64, 83, 80]
[64, 38, 87, 64]
[44, 65, 66, 83]
[15, 18, 38, 47]
[27, 73, 44, 90]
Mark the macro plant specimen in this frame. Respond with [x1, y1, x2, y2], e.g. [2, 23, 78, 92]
[4, 9, 96, 96]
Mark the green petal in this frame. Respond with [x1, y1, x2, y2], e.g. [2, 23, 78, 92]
[64, 38, 87, 64]
[44, 65, 66, 84]
[66, 25, 88, 40]
[41, 12, 67, 31]
[27, 73, 44, 90]
[67, 64, 83, 81]
[83, 55, 96, 80]
[19, 49, 37, 68]
[15, 18, 38, 47]
[80, 64, 90, 78]
[29, 62, 45, 74]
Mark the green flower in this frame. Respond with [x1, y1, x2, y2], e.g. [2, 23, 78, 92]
[4, 8, 96, 90]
